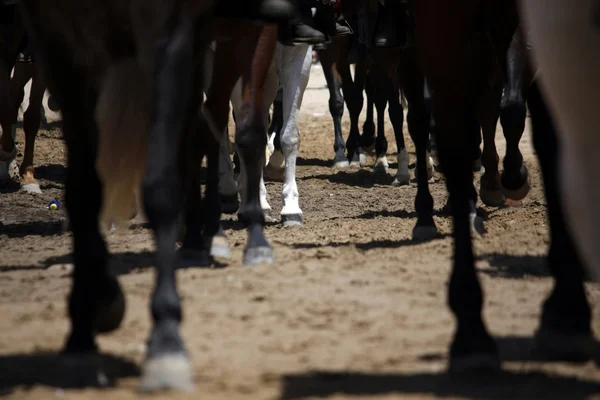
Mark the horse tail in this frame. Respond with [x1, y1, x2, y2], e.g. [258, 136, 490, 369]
[95, 58, 148, 231]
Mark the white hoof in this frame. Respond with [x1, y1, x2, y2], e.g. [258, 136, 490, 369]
[21, 183, 42, 194]
[334, 160, 350, 169]
[263, 208, 276, 223]
[374, 156, 389, 173]
[359, 151, 368, 166]
[211, 235, 231, 259]
[139, 354, 193, 392]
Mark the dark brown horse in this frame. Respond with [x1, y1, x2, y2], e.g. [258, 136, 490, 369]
[18, 0, 280, 392]
[415, 0, 594, 371]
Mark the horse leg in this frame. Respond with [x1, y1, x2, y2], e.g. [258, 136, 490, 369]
[478, 81, 505, 207]
[278, 43, 311, 226]
[399, 47, 437, 240]
[19, 62, 44, 193]
[416, 0, 498, 371]
[500, 30, 530, 201]
[318, 44, 348, 167]
[424, 78, 438, 159]
[237, 25, 278, 265]
[341, 60, 365, 166]
[217, 124, 240, 215]
[528, 82, 594, 362]
[268, 88, 283, 154]
[22, 52, 125, 360]
[0, 57, 17, 183]
[388, 78, 410, 186]
[371, 75, 390, 174]
[265, 88, 285, 181]
[361, 78, 376, 152]
[204, 45, 239, 215]
[230, 46, 278, 221]
[137, 13, 202, 391]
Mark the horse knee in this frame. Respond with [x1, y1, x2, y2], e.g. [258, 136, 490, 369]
[280, 126, 299, 155]
[236, 121, 267, 156]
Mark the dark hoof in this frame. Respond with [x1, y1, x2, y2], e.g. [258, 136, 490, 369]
[48, 94, 61, 112]
[502, 170, 531, 201]
[220, 194, 239, 215]
[449, 353, 501, 374]
[56, 352, 111, 387]
[178, 248, 213, 268]
[473, 158, 483, 172]
[533, 327, 595, 363]
[281, 213, 303, 227]
[94, 279, 126, 334]
[392, 174, 411, 187]
[244, 246, 274, 266]
[139, 353, 193, 392]
[479, 184, 506, 207]
[412, 224, 438, 241]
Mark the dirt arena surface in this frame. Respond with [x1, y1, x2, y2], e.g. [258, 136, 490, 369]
[1, 64, 599, 400]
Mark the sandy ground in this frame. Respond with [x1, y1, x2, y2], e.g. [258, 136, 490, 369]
[0, 62, 599, 400]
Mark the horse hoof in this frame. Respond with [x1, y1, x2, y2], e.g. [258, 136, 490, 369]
[502, 175, 531, 201]
[243, 246, 274, 266]
[334, 160, 350, 169]
[533, 327, 595, 363]
[392, 174, 411, 187]
[263, 208, 276, 223]
[94, 281, 126, 334]
[473, 159, 483, 172]
[470, 213, 487, 236]
[350, 161, 361, 168]
[374, 157, 389, 174]
[220, 194, 239, 215]
[56, 352, 111, 387]
[281, 213, 303, 227]
[178, 248, 213, 268]
[211, 234, 231, 259]
[264, 163, 284, 182]
[449, 353, 501, 374]
[359, 152, 368, 166]
[412, 224, 438, 241]
[21, 182, 42, 194]
[480, 186, 506, 207]
[139, 353, 193, 393]
[0, 159, 18, 184]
